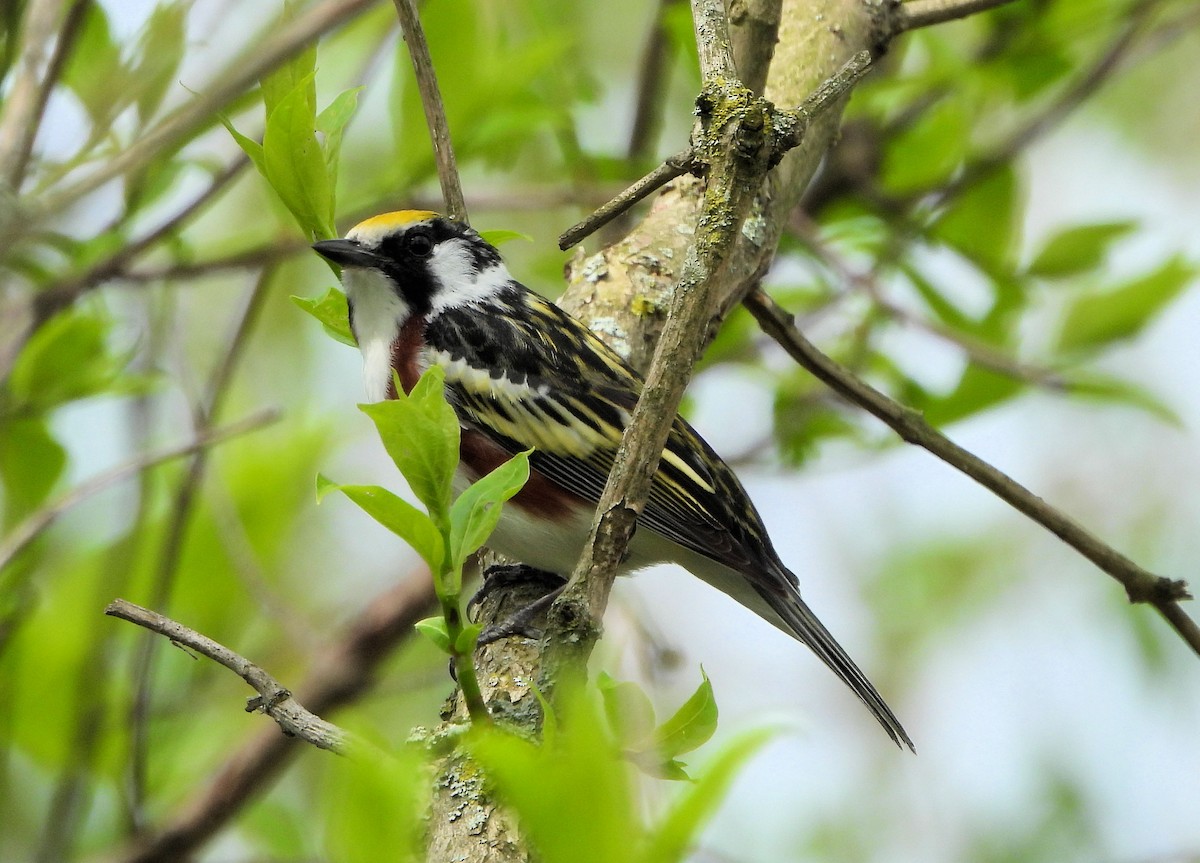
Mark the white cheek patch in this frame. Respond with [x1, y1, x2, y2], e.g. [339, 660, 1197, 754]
[342, 268, 410, 403]
[427, 240, 514, 313]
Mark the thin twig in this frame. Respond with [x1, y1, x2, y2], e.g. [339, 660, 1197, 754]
[390, 0, 467, 222]
[6, 0, 87, 191]
[0, 409, 278, 573]
[691, 0, 738, 80]
[114, 575, 436, 863]
[558, 149, 694, 250]
[32, 0, 377, 218]
[628, 0, 682, 163]
[32, 155, 251, 321]
[895, 0, 1021, 32]
[127, 267, 276, 829]
[0, 0, 68, 188]
[743, 288, 1200, 657]
[106, 600, 356, 754]
[775, 50, 874, 151]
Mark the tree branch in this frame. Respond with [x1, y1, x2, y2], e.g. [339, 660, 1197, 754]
[0, 408, 279, 573]
[559, 150, 694, 250]
[0, 0, 69, 189]
[894, 0, 1021, 32]
[742, 288, 1200, 658]
[106, 600, 357, 754]
[127, 267, 276, 829]
[545, 0, 782, 676]
[30, 0, 377, 219]
[114, 575, 436, 863]
[390, 0, 467, 222]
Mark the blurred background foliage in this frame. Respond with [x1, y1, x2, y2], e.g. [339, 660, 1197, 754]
[1, 0, 1199, 860]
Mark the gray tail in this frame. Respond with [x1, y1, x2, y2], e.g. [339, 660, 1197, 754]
[763, 580, 914, 751]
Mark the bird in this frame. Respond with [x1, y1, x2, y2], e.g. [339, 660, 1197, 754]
[312, 210, 913, 750]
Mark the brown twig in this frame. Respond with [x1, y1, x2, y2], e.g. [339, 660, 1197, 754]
[114, 575, 436, 863]
[33, 0, 378, 218]
[1, 0, 87, 191]
[895, 0, 1021, 32]
[107, 600, 356, 754]
[742, 288, 1199, 657]
[0, 0, 69, 188]
[127, 267, 276, 829]
[390, 0, 467, 222]
[32, 156, 251, 323]
[558, 150, 695, 250]
[0, 408, 279, 573]
[628, 0, 683, 163]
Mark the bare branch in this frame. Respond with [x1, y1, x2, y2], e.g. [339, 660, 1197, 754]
[774, 50, 874, 152]
[558, 150, 694, 250]
[0, 0, 69, 188]
[0, 409, 278, 573]
[32, 0, 377, 219]
[691, 0, 738, 80]
[127, 267, 276, 827]
[106, 600, 356, 754]
[114, 576, 436, 863]
[31, 156, 251, 325]
[729, 0, 782, 96]
[742, 288, 1199, 658]
[895, 0, 1021, 32]
[391, 0, 467, 222]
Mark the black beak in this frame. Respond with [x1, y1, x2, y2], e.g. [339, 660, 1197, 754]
[311, 239, 384, 269]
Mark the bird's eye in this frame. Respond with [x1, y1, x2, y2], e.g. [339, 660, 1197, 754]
[407, 233, 434, 257]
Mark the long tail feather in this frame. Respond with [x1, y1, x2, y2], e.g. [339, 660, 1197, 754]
[764, 580, 914, 751]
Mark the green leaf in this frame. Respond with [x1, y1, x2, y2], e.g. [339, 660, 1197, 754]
[934, 165, 1020, 273]
[447, 451, 530, 574]
[479, 229, 533, 247]
[639, 728, 775, 863]
[0, 418, 67, 528]
[131, 2, 187, 123]
[316, 88, 362, 189]
[652, 670, 718, 759]
[880, 96, 969, 195]
[414, 616, 452, 653]
[262, 73, 334, 239]
[921, 363, 1025, 427]
[1028, 221, 1137, 280]
[359, 366, 459, 518]
[597, 672, 657, 748]
[454, 621, 483, 654]
[62, 4, 126, 123]
[317, 477, 444, 572]
[221, 115, 267, 177]
[1057, 257, 1194, 353]
[260, 14, 316, 118]
[6, 309, 129, 413]
[467, 685, 639, 863]
[323, 743, 427, 863]
[1063, 372, 1181, 426]
[292, 289, 355, 346]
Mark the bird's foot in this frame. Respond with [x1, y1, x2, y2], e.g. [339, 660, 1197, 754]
[469, 564, 567, 645]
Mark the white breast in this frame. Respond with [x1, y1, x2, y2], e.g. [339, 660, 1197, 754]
[343, 268, 410, 402]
